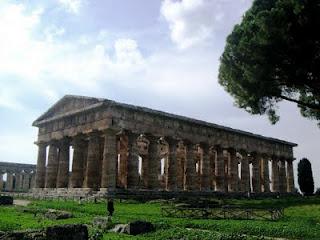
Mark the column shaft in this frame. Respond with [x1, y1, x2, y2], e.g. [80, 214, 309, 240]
[148, 137, 160, 189]
[251, 154, 261, 193]
[262, 157, 270, 192]
[56, 140, 70, 188]
[23, 173, 30, 190]
[6, 173, 14, 191]
[286, 159, 295, 192]
[70, 139, 86, 188]
[279, 160, 287, 193]
[271, 159, 280, 192]
[240, 152, 250, 192]
[185, 144, 197, 191]
[200, 145, 210, 191]
[101, 130, 118, 189]
[127, 133, 139, 188]
[228, 149, 238, 192]
[15, 173, 23, 191]
[118, 136, 128, 188]
[166, 139, 177, 191]
[0, 174, 3, 191]
[35, 143, 47, 188]
[84, 133, 102, 189]
[215, 147, 225, 192]
[45, 144, 59, 188]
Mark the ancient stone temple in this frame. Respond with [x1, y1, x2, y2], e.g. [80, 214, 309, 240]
[0, 162, 36, 192]
[33, 95, 297, 197]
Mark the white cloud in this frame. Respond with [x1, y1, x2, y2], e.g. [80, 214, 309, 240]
[58, 0, 85, 14]
[161, 0, 252, 49]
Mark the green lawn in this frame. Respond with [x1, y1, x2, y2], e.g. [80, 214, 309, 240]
[0, 197, 319, 239]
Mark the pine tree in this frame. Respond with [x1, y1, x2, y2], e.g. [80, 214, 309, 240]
[297, 158, 314, 196]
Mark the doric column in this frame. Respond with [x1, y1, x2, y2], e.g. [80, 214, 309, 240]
[166, 138, 178, 191]
[118, 134, 128, 188]
[278, 159, 287, 193]
[22, 173, 30, 190]
[0, 173, 3, 191]
[15, 173, 23, 191]
[215, 146, 225, 192]
[127, 132, 139, 189]
[251, 153, 261, 193]
[240, 151, 250, 192]
[148, 136, 160, 190]
[70, 137, 86, 188]
[200, 143, 210, 191]
[286, 159, 295, 192]
[228, 148, 238, 192]
[271, 158, 280, 192]
[35, 142, 47, 188]
[45, 143, 59, 188]
[101, 129, 118, 190]
[84, 132, 102, 189]
[261, 155, 270, 192]
[56, 138, 70, 188]
[185, 142, 197, 191]
[6, 172, 14, 191]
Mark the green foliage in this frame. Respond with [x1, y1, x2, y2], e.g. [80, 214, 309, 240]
[1, 197, 320, 239]
[219, 0, 320, 126]
[298, 158, 315, 195]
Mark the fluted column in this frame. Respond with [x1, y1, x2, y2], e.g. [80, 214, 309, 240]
[166, 138, 178, 191]
[118, 134, 128, 188]
[262, 155, 270, 192]
[15, 173, 23, 191]
[84, 132, 102, 189]
[185, 142, 197, 191]
[271, 158, 280, 192]
[0, 173, 3, 191]
[6, 172, 14, 191]
[56, 138, 70, 188]
[127, 132, 139, 189]
[215, 146, 225, 192]
[148, 136, 160, 190]
[278, 159, 287, 193]
[251, 153, 261, 193]
[240, 151, 250, 192]
[286, 159, 295, 192]
[101, 129, 118, 190]
[46, 143, 59, 188]
[35, 142, 47, 188]
[228, 148, 238, 192]
[200, 144, 210, 191]
[70, 137, 86, 188]
[23, 173, 30, 190]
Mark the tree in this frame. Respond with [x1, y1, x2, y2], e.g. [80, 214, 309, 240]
[219, 0, 320, 126]
[297, 158, 314, 196]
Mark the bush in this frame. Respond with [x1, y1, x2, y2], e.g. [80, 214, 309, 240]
[297, 158, 314, 196]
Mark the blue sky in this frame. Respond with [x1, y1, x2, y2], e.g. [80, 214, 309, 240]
[0, 0, 319, 188]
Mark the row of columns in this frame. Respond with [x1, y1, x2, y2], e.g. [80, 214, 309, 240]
[0, 171, 35, 192]
[35, 129, 295, 193]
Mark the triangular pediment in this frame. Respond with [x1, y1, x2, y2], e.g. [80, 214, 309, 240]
[33, 95, 104, 126]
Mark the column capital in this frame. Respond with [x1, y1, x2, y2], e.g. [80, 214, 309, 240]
[34, 141, 48, 147]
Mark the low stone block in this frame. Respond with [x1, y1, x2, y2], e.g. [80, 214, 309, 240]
[46, 224, 88, 240]
[123, 221, 155, 235]
[0, 196, 13, 205]
[44, 209, 73, 220]
[92, 216, 113, 231]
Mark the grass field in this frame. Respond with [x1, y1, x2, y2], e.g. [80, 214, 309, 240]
[0, 196, 320, 239]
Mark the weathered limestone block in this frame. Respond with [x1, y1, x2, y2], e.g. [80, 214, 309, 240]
[70, 138, 86, 188]
[46, 144, 59, 188]
[127, 133, 139, 189]
[228, 148, 238, 192]
[271, 158, 280, 192]
[215, 147, 225, 192]
[35, 143, 47, 188]
[148, 137, 160, 190]
[240, 151, 250, 192]
[84, 132, 101, 190]
[46, 224, 88, 240]
[57, 139, 70, 188]
[286, 159, 295, 193]
[101, 129, 118, 189]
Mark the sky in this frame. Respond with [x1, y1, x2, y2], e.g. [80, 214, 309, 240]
[0, 0, 319, 188]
